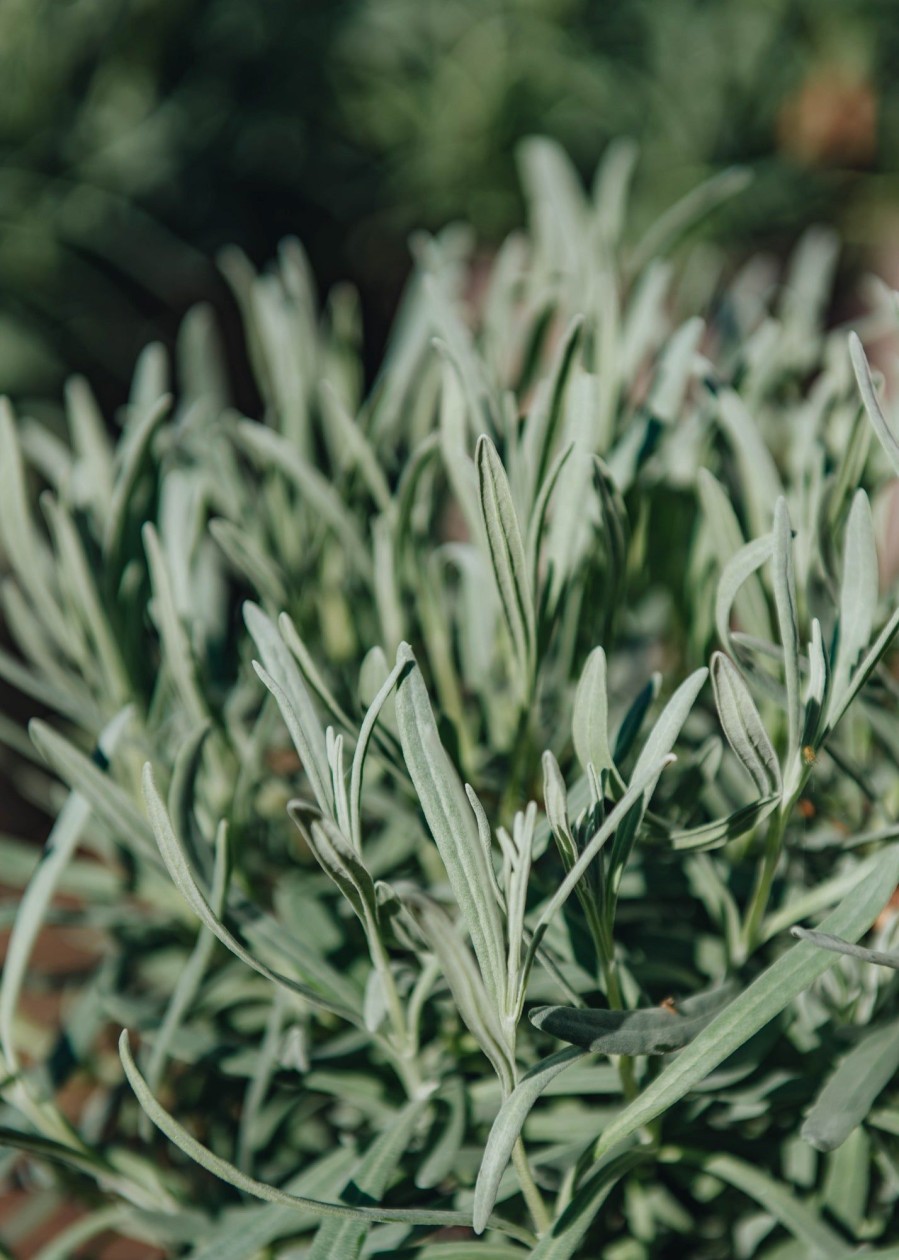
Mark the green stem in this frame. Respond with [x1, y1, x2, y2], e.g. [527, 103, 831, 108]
[407, 957, 441, 1056]
[741, 813, 784, 958]
[599, 951, 638, 1102]
[500, 706, 537, 825]
[368, 929, 425, 1098]
[512, 1137, 552, 1236]
[740, 774, 808, 959]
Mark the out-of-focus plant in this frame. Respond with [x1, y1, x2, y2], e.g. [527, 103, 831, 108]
[3, 140, 899, 1257]
[2, 0, 898, 401]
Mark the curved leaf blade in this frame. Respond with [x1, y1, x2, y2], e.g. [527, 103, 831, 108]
[802, 1017, 899, 1152]
[850, 331, 899, 476]
[711, 652, 781, 796]
[531, 985, 735, 1056]
[395, 654, 507, 1015]
[591, 843, 899, 1161]
[473, 1047, 586, 1233]
[572, 647, 613, 777]
[476, 435, 535, 692]
[118, 1032, 531, 1242]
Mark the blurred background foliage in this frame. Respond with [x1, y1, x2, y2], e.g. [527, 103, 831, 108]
[2, 0, 899, 403]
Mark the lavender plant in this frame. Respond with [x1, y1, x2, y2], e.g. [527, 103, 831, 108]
[2, 139, 899, 1258]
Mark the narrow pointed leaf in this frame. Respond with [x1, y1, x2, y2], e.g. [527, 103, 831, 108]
[395, 656, 507, 1013]
[144, 821, 229, 1100]
[279, 611, 355, 733]
[715, 535, 773, 652]
[790, 926, 899, 970]
[233, 421, 370, 569]
[308, 1100, 429, 1260]
[669, 796, 779, 851]
[530, 316, 584, 496]
[826, 603, 899, 732]
[591, 843, 899, 1161]
[529, 1149, 644, 1259]
[717, 391, 784, 537]
[406, 893, 513, 1089]
[772, 498, 801, 766]
[103, 394, 170, 562]
[474, 1047, 586, 1232]
[288, 806, 378, 927]
[631, 165, 751, 269]
[830, 488, 879, 714]
[348, 645, 413, 849]
[528, 753, 675, 961]
[850, 331, 899, 475]
[803, 617, 829, 748]
[698, 469, 771, 642]
[801, 1017, 899, 1152]
[2, 711, 132, 1098]
[144, 523, 208, 726]
[476, 435, 535, 691]
[531, 985, 735, 1055]
[416, 1078, 467, 1190]
[632, 669, 708, 785]
[614, 674, 661, 764]
[687, 1152, 852, 1258]
[572, 647, 613, 777]
[711, 653, 781, 796]
[526, 441, 574, 596]
[119, 1032, 530, 1240]
[29, 719, 155, 858]
[245, 602, 332, 814]
[143, 765, 357, 1022]
[541, 751, 576, 867]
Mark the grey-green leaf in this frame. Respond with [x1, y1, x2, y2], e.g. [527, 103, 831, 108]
[476, 434, 536, 693]
[697, 469, 771, 644]
[531, 985, 735, 1055]
[143, 765, 357, 1022]
[718, 391, 784, 538]
[245, 602, 332, 815]
[348, 644, 413, 850]
[850, 331, 899, 476]
[119, 1032, 530, 1240]
[415, 1077, 467, 1190]
[801, 1017, 899, 1152]
[830, 488, 879, 714]
[711, 652, 781, 797]
[405, 892, 514, 1089]
[29, 718, 156, 859]
[790, 926, 899, 970]
[307, 1100, 428, 1260]
[632, 668, 708, 786]
[669, 796, 779, 852]
[590, 842, 899, 1161]
[686, 1152, 852, 1258]
[288, 805, 378, 928]
[572, 647, 613, 777]
[530, 1149, 645, 1260]
[715, 534, 773, 653]
[395, 654, 507, 1015]
[825, 603, 899, 733]
[473, 1047, 586, 1233]
[772, 498, 801, 769]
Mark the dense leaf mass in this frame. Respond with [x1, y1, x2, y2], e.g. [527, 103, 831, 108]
[2, 142, 899, 1257]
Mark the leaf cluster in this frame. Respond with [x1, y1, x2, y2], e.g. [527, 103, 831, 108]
[2, 141, 899, 1258]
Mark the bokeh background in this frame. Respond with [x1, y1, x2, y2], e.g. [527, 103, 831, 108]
[3, 0, 899, 413]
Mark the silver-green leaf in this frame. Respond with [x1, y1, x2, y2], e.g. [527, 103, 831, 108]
[711, 652, 781, 797]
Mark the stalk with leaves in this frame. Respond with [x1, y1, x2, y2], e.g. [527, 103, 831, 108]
[3, 140, 899, 1258]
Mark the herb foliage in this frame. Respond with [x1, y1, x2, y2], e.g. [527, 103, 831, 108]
[2, 141, 899, 1258]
